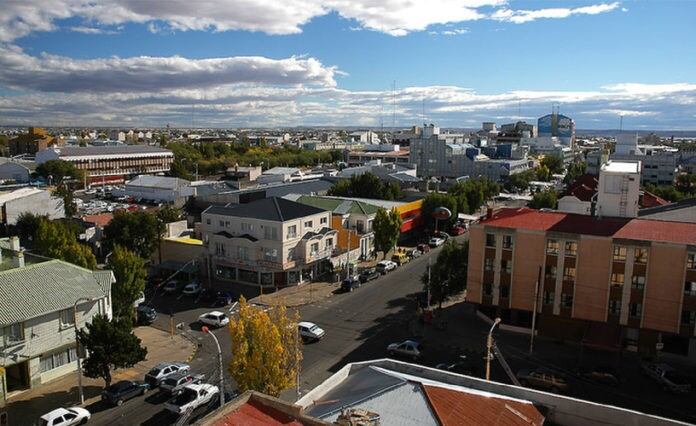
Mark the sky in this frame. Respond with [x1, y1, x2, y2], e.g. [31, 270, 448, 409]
[0, 0, 695, 130]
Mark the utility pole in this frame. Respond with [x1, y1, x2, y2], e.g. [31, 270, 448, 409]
[202, 327, 224, 409]
[73, 297, 91, 405]
[427, 257, 431, 307]
[345, 228, 352, 279]
[529, 266, 542, 355]
[485, 317, 501, 381]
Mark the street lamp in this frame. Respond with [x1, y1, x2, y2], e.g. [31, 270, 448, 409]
[485, 317, 501, 381]
[201, 326, 225, 409]
[73, 297, 92, 405]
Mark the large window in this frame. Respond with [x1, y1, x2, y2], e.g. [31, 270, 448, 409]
[501, 259, 512, 274]
[287, 225, 297, 239]
[320, 217, 328, 225]
[608, 300, 621, 315]
[634, 248, 648, 264]
[632, 275, 646, 291]
[325, 238, 334, 250]
[502, 235, 513, 249]
[543, 291, 554, 305]
[484, 258, 494, 272]
[483, 283, 493, 296]
[304, 220, 313, 228]
[263, 227, 278, 240]
[611, 273, 624, 287]
[5, 323, 24, 345]
[564, 241, 577, 257]
[682, 310, 696, 325]
[485, 233, 496, 248]
[237, 246, 249, 261]
[238, 269, 257, 284]
[500, 286, 509, 298]
[685, 281, 696, 297]
[561, 293, 573, 308]
[310, 242, 319, 256]
[563, 266, 576, 282]
[263, 248, 278, 262]
[59, 308, 75, 328]
[40, 347, 78, 373]
[215, 242, 226, 257]
[241, 222, 253, 232]
[613, 246, 627, 262]
[629, 303, 643, 319]
[688, 253, 695, 270]
[545, 265, 557, 280]
[546, 239, 559, 254]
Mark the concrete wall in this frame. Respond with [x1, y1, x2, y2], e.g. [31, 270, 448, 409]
[558, 196, 592, 215]
[643, 243, 685, 333]
[574, 236, 612, 322]
[4, 191, 64, 225]
[510, 229, 545, 311]
[465, 226, 484, 304]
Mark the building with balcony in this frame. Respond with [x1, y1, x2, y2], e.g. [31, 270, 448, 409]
[202, 197, 336, 288]
[35, 145, 174, 186]
[467, 207, 696, 360]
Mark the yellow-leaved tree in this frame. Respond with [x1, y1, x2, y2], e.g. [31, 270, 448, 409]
[228, 296, 302, 397]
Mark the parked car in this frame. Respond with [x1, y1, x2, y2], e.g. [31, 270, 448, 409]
[428, 237, 445, 247]
[391, 252, 410, 266]
[359, 268, 380, 283]
[162, 280, 184, 293]
[387, 340, 423, 361]
[298, 321, 325, 342]
[341, 277, 361, 292]
[160, 372, 205, 396]
[136, 305, 157, 325]
[516, 369, 568, 393]
[641, 362, 692, 393]
[101, 380, 149, 406]
[213, 292, 234, 307]
[376, 260, 397, 274]
[417, 243, 430, 254]
[408, 248, 422, 259]
[40, 407, 91, 426]
[578, 367, 620, 386]
[450, 226, 466, 236]
[182, 282, 202, 296]
[198, 311, 230, 328]
[145, 363, 191, 388]
[164, 383, 219, 415]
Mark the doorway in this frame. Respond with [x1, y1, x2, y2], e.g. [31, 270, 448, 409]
[5, 361, 29, 392]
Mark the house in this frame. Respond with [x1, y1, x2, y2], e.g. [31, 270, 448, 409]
[0, 188, 64, 226]
[202, 197, 336, 289]
[297, 359, 682, 426]
[0, 238, 113, 399]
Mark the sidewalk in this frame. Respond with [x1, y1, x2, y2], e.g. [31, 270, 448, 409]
[4, 326, 195, 423]
[250, 281, 338, 307]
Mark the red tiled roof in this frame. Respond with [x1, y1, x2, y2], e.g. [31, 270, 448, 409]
[640, 191, 669, 208]
[422, 385, 545, 426]
[482, 207, 696, 245]
[82, 213, 113, 228]
[212, 399, 304, 426]
[564, 174, 598, 202]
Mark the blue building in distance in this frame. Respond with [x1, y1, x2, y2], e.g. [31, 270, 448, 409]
[538, 112, 575, 146]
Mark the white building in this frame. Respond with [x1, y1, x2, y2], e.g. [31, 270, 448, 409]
[597, 160, 641, 218]
[611, 133, 677, 185]
[0, 188, 64, 225]
[118, 175, 194, 205]
[349, 131, 380, 144]
[0, 243, 113, 399]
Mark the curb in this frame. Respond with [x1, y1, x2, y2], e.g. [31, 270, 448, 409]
[180, 330, 200, 364]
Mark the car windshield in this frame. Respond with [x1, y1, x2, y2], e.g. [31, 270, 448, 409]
[172, 388, 197, 405]
[309, 325, 319, 332]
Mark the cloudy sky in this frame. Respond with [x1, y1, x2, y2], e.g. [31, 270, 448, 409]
[1, 0, 695, 129]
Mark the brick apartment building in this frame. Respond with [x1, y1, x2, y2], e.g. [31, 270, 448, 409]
[467, 207, 696, 359]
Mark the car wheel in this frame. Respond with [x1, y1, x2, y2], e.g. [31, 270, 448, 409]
[80, 418, 88, 425]
[141, 388, 146, 396]
[116, 399, 123, 406]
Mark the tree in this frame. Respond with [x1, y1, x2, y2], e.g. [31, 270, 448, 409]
[420, 193, 458, 231]
[228, 297, 301, 397]
[448, 178, 500, 214]
[505, 169, 535, 193]
[15, 212, 44, 245]
[563, 162, 587, 185]
[33, 218, 96, 269]
[373, 208, 403, 259]
[421, 240, 469, 307]
[109, 246, 147, 319]
[529, 189, 558, 209]
[103, 210, 160, 258]
[534, 165, 551, 182]
[53, 184, 77, 217]
[540, 155, 564, 174]
[78, 315, 147, 387]
[327, 172, 403, 201]
[36, 160, 83, 184]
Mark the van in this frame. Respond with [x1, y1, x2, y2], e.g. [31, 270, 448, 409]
[391, 252, 410, 266]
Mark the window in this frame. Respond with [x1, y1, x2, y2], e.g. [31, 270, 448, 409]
[545, 265, 557, 280]
[320, 217, 328, 225]
[483, 283, 493, 296]
[613, 246, 627, 262]
[241, 222, 253, 232]
[237, 246, 249, 261]
[563, 266, 576, 281]
[685, 281, 696, 296]
[502, 235, 513, 249]
[485, 233, 496, 248]
[500, 286, 509, 298]
[304, 220, 313, 228]
[632, 275, 646, 291]
[310, 242, 319, 255]
[611, 273, 624, 287]
[5, 323, 24, 345]
[564, 241, 577, 256]
[543, 291, 554, 305]
[325, 238, 333, 249]
[682, 310, 696, 325]
[356, 220, 365, 233]
[561, 293, 573, 308]
[264, 227, 278, 240]
[219, 220, 225, 227]
[546, 239, 559, 254]
[215, 242, 226, 256]
[287, 225, 297, 238]
[629, 303, 643, 319]
[206, 218, 211, 225]
[263, 248, 278, 262]
[484, 258, 494, 272]
[608, 300, 621, 315]
[59, 308, 74, 328]
[688, 253, 695, 270]
[40, 347, 78, 372]
[634, 248, 648, 264]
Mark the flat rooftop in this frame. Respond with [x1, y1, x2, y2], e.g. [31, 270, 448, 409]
[601, 160, 640, 174]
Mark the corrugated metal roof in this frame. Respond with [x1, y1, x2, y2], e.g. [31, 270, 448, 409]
[127, 175, 190, 189]
[55, 145, 172, 157]
[0, 260, 111, 325]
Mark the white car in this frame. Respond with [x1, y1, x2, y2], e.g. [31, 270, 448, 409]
[376, 260, 397, 274]
[387, 339, 424, 361]
[164, 383, 219, 415]
[182, 282, 202, 296]
[40, 407, 91, 426]
[428, 237, 445, 247]
[198, 311, 229, 328]
[298, 321, 325, 342]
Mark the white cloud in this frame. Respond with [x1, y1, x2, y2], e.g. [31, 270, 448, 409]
[430, 27, 470, 36]
[69, 26, 120, 35]
[492, 2, 620, 24]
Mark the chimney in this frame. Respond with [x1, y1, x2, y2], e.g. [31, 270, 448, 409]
[13, 251, 24, 268]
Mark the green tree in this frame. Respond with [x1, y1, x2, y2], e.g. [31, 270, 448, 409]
[373, 208, 403, 259]
[53, 185, 77, 217]
[327, 172, 403, 201]
[33, 218, 96, 269]
[228, 297, 301, 397]
[421, 240, 469, 307]
[505, 169, 535, 193]
[15, 212, 44, 245]
[103, 210, 160, 258]
[77, 315, 148, 388]
[448, 178, 500, 214]
[540, 155, 564, 174]
[420, 193, 458, 231]
[563, 162, 587, 185]
[529, 189, 558, 209]
[36, 160, 83, 184]
[534, 165, 551, 182]
[109, 246, 147, 319]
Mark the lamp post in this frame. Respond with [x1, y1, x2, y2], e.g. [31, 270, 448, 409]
[202, 326, 224, 409]
[73, 297, 91, 405]
[485, 317, 501, 381]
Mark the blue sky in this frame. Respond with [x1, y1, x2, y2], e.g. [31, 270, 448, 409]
[1, 0, 695, 129]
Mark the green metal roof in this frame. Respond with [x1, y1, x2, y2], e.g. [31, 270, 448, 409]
[0, 260, 113, 325]
[296, 196, 379, 215]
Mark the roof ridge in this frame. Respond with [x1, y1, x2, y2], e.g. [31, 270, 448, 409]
[272, 197, 284, 221]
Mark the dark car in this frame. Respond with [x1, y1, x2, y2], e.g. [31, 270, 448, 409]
[578, 367, 620, 386]
[341, 277, 361, 292]
[417, 244, 430, 254]
[101, 380, 149, 406]
[359, 268, 380, 283]
[450, 226, 466, 236]
[136, 305, 157, 325]
[213, 292, 234, 307]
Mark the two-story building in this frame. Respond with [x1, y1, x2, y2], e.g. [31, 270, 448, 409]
[202, 197, 336, 288]
[0, 247, 113, 399]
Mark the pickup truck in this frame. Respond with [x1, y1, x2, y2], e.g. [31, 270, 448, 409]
[164, 383, 219, 415]
[641, 362, 691, 393]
